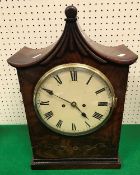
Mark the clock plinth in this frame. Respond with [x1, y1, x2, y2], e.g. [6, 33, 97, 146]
[31, 158, 121, 169]
[7, 6, 137, 169]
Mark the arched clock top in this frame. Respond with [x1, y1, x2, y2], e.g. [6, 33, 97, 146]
[7, 6, 137, 68]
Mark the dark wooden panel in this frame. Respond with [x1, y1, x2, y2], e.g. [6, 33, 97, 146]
[17, 51, 129, 168]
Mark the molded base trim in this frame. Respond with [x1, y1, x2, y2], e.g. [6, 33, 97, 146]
[31, 157, 121, 169]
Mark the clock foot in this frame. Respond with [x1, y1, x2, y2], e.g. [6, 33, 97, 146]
[31, 157, 121, 170]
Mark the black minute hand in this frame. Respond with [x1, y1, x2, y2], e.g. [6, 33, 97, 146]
[42, 88, 88, 119]
[41, 88, 53, 95]
[41, 88, 71, 104]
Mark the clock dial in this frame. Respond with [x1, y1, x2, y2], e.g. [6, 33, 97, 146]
[34, 63, 116, 136]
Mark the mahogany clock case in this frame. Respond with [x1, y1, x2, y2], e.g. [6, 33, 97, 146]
[7, 6, 137, 169]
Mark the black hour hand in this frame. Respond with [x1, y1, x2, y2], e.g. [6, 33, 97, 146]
[82, 112, 88, 119]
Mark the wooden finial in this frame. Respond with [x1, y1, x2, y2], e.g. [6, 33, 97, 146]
[65, 6, 77, 21]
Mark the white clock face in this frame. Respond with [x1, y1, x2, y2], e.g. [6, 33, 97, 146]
[34, 63, 116, 136]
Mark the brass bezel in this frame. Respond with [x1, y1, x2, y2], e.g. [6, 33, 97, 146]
[33, 63, 116, 136]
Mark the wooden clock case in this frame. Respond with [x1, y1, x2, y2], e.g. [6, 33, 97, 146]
[7, 6, 137, 169]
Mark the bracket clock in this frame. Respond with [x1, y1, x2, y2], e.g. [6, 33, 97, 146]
[7, 6, 137, 169]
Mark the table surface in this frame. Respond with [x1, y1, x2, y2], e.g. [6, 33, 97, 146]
[0, 125, 140, 175]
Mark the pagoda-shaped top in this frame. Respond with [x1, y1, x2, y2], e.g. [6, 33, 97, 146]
[7, 6, 137, 67]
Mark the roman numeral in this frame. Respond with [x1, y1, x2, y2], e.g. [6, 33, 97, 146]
[86, 74, 93, 85]
[98, 102, 108, 106]
[53, 75, 62, 84]
[70, 70, 77, 81]
[44, 111, 53, 120]
[93, 112, 103, 120]
[85, 121, 91, 127]
[56, 120, 63, 128]
[72, 123, 76, 130]
[40, 101, 49, 105]
[95, 88, 105, 94]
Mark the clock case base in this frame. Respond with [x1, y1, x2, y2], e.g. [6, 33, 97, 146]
[31, 158, 121, 169]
